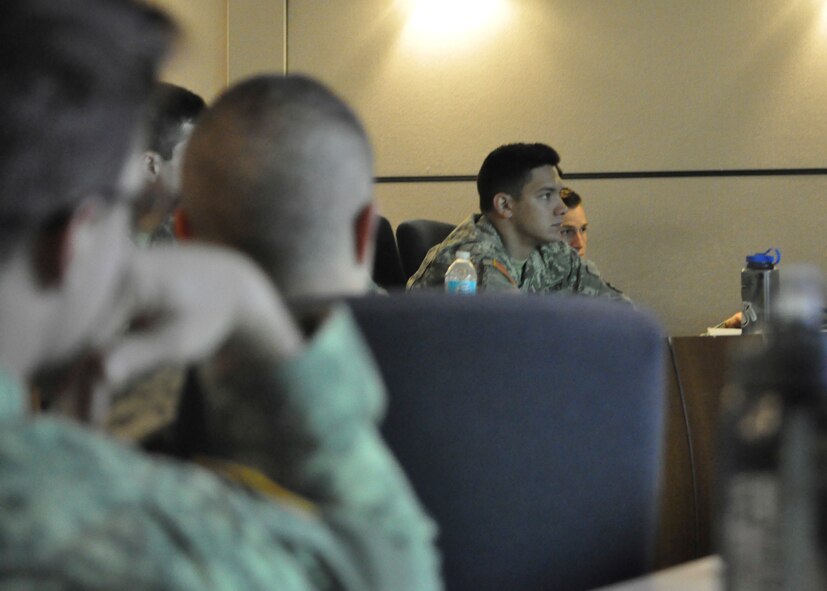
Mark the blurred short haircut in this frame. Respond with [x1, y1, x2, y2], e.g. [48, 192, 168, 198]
[561, 187, 582, 209]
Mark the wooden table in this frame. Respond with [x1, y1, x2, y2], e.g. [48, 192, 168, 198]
[655, 335, 754, 568]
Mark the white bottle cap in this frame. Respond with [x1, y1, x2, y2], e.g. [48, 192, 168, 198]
[456, 251, 470, 260]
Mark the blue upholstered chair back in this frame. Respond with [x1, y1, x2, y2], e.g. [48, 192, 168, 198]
[347, 292, 666, 591]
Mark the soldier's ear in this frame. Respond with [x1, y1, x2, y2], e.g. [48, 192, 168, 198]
[492, 192, 513, 219]
[353, 202, 376, 264]
[143, 151, 162, 179]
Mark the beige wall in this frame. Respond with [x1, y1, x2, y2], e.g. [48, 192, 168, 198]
[287, 0, 827, 335]
[147, 0, 228, 101]
[289, 0, 827, 175]
[227, 0, 286, 84]
[149, 0, 286, 99]
[152, 0, 827, 335]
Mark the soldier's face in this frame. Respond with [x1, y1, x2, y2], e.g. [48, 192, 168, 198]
[561, 204, 588, 257]
[134, 122, 194, 236]
[509, 165, 567, 247]
[160, 122, 195, 196]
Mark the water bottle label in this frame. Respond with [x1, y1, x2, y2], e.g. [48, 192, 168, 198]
[741, 268, 777, 334]
[722, 473, 782, 590]
[446, 279, 476, 295]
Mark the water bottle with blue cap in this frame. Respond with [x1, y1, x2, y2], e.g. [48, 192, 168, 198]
[445, 251, 477, 295]
[741, 248, 780, 334]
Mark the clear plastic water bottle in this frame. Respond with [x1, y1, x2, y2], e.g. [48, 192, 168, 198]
[445, 251, 477, 294]
[741, 248, 780, 334]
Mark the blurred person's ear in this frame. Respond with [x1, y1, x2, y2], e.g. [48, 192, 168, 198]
[31, 220, 69, 290]
[31, 202, 101, 289]
[143, 151, 162, 180]
[26, 200, 133, 374]
[354, 202, 377, 264]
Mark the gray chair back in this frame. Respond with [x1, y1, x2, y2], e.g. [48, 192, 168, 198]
[396, 219, 456, 279]
[372, 215, 406, 289]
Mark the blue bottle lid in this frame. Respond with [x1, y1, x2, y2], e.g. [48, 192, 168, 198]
[745, 248, 780, 267]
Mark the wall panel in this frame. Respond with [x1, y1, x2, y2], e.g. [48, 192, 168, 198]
[289, 0, 827, 175]
[148, 0, 228, 101]
[228, 0, 286, 84]
[286, 0, 827, 336]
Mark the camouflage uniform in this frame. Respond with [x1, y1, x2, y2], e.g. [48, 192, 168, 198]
[106, 365, 185, 441]
[408, 214, 627, 300]
[0, 309, 440, 590]
[107, 280, 389, 444]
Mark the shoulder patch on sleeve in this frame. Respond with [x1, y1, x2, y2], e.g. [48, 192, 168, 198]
[490, 259, 518, 287]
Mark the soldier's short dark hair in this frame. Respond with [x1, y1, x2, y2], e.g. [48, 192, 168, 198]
[477, 143, 561, 212]
[0, 0, 174, 251]
[146, 83, 205, 160]
[561, 187, 581, 209]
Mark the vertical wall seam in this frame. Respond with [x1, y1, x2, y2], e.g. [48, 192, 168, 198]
[225, 0, 230, 88]
[283, 0, 289, 74]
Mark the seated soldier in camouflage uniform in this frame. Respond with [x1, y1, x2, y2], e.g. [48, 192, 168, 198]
[133, 82, 205, 246]
[560, 187, 589, 258]
[107, 76, 395, 440]
[558, 186, 626, 295]
[0, 1, 440, 589]
[408, 143, 625, 299]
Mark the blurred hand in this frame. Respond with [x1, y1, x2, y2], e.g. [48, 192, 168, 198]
[43, 244, 303, 425]
[101, 244, 302, 384]
[723, 311, 743, 329]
